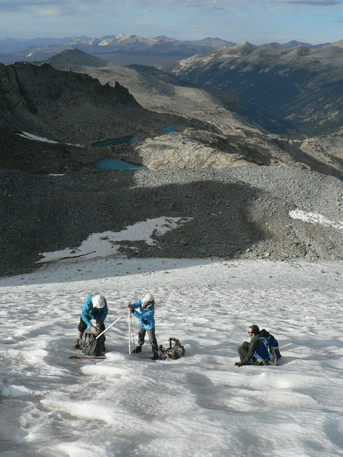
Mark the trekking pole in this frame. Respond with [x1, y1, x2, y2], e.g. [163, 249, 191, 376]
[131, 312, 136, 350]
[129, 310, 136, 354]
[129, 310, 135, 354]
[95, 316, 123, 339]
[129, 308, 132, 354]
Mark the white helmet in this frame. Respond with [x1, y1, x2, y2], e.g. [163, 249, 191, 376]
[142, 293, 154, 305]
[92, 294, 106, 309]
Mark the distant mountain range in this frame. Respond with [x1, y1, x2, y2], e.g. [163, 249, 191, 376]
[0, 35, 331, 66]
[0, 34, 237, 65]
[158, 40, 343, 136]
[0, 36, 93, 53]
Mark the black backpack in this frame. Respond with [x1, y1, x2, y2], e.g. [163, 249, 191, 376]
[158, 337, 185, 360]
[79, 330, 106, 356]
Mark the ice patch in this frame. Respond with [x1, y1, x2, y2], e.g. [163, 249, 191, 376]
[289, 209, 343, 230]
[41, 400, 117, 424]
[54, 442, 109, 457]
[2, 385, 36, 397]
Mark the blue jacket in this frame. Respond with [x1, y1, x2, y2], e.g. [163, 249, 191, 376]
[131, 300, 155, 329]
[81, 295, 108, 328]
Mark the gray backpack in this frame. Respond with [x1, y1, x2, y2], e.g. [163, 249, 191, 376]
[79, 329, 106, 356]
[158, 337, 185, 360]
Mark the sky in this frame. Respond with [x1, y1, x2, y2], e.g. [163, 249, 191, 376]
[1, 0, 343, 45]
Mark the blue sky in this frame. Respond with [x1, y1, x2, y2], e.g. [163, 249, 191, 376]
[1, 0, 343, 44]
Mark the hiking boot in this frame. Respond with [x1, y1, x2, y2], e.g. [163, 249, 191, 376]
[151, 352, 159, 360]
[73, 339, 81, 350]
[133, 346, 142, 354]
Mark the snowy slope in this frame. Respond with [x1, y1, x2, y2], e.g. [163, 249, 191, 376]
[1, 254, 343, 457]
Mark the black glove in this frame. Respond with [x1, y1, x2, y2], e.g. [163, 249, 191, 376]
[142, 319, 148, 325]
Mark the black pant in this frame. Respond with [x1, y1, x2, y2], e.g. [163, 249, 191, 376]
[238, 341, 250, 362]
[138, 326, 158, 353]
[78, 317, 105, 333]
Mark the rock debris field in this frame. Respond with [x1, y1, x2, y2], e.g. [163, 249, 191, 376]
[1, 165, 342, 277]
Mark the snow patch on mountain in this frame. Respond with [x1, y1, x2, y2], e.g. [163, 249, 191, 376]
[289, 209, 343, 230]
[37, 217, 193, 264]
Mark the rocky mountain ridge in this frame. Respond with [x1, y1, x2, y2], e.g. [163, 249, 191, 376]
[158, 40, 343, 137]
[0, 34, 333, 66]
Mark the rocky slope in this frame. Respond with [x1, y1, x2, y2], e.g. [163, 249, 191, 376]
[43, 50, 343, 178]
[1, 166, 342, 277]
[0, 60, 216, 174]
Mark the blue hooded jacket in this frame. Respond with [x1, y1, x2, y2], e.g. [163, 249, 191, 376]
[131, 300, 155, 329]
[81, 294, 108, 328]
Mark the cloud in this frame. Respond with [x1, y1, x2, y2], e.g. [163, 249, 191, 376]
[282, 0, 341, 4]
[36, 7, 60, 17]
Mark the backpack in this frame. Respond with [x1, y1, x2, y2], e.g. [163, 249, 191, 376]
[158, 337, 185, 360]
[79, 329, 106, 357]
[253, 339, 271, 364]
[260, 331, 281, 365]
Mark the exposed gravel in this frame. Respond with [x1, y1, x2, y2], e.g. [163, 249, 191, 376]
[1, 165, 342, 277]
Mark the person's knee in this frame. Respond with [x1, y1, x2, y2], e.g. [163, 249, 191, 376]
[78, 319, 87, 333]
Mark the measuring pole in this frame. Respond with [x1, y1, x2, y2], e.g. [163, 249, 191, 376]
[129, 309, 132, 354]
[95, 316, 123, 339]
[128, 309, 136, 354]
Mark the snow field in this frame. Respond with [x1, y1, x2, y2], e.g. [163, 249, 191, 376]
[1, 258, 343, 456]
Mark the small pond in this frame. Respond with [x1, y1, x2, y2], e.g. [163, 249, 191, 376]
[89, 127, 176, 170]
[89, 158, 146, 170]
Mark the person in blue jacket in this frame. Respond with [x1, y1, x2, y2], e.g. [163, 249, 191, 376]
[127, 293, 159, 360]
[74, 294, 108, 349]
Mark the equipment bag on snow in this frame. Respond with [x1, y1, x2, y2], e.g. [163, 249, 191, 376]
[260, 330, 281, 365]
[158, 337, 185, 360]
[79, 330, 106, 357]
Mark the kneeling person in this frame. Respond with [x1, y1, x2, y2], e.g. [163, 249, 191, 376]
[74, 293, 108, 349]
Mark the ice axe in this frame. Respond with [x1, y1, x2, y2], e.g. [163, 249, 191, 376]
[95, 316, 123, 339]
